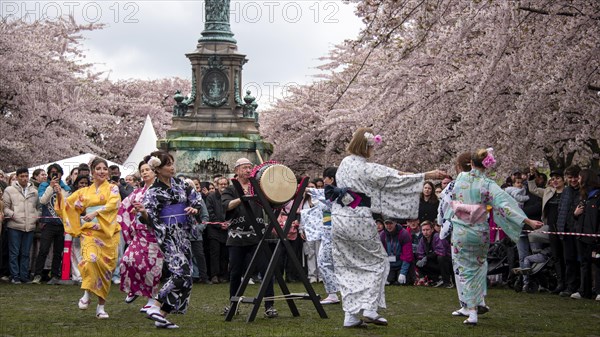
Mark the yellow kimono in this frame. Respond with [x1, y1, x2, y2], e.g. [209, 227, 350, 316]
[57, 181, 121, 299]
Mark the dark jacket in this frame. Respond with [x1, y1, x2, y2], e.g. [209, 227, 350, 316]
[575, 189, 600, 244]
[206, 191, 228, 243]
[418, 198, 439, 222]
[221, 184, 265, 246]
[557, 186, 580, 232]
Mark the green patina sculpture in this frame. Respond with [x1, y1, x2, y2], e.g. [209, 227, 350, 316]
[199, 0, 236, 44]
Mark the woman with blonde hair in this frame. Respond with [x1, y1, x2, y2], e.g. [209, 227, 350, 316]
[331, 127, 446, 328]
[56, 157, 121, 319]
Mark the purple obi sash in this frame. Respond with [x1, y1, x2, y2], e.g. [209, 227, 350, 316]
[159, 203, 187, 225]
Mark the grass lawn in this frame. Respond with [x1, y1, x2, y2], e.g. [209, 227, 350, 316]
[0, 281, 598, 337]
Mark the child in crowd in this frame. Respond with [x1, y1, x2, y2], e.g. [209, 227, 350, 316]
[504, 177, 529, 208]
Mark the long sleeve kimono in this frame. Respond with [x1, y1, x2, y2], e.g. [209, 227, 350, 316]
[56, 181, 121, 299]
[332, 155, 424, 315]
[117, 186, 163, 299]
[443, 169, 527, 308]
[143, 177, 201, 314]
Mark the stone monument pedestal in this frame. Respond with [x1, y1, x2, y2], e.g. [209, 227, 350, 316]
[158, 0, 272, 179]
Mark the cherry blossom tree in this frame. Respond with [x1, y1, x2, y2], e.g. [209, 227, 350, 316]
[0, 17, 190, 171]
[260, 0, 600, 176]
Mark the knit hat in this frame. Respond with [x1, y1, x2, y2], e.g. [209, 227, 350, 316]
[234, 158, 252, 169]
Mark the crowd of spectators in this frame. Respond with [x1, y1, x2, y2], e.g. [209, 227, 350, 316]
[0, 160, 598, 303]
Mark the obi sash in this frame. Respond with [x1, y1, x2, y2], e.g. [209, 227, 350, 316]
[324, 185, 371, 208]
[81, 205, 103, 225]
[159, 203, 188, 225]
[450, 201, 488, 224]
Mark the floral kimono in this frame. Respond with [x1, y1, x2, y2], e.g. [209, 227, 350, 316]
[57, 181, 121, 299]
[118, 186, 163, 299]
[332, 155, 424, 315]
[143, 177, 201, 314]
[443, 169, 526, 308]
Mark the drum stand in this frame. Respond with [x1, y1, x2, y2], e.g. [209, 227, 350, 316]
[225, 177, 328, 322]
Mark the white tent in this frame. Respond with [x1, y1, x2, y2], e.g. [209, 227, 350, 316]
[122, 115, 158, 173]
[27, 153, 133, 181]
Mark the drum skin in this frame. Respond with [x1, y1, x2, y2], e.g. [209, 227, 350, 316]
[252, 163, 297, 207]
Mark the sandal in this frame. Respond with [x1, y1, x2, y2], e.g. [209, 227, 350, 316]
[363, 315, 388, 326]
[320, 298, 340, 305]
[155, 321, 179, 329]
[140, 305, 153, 313]
[463, 317, 477, 326]
[146, 307, 168, 324]
[125, 293, 139, 304]
[96, 311, 109, 319]
[78, 298, 90, 310]
[452, 309, 468, 317]
[343, 320, 368, 328]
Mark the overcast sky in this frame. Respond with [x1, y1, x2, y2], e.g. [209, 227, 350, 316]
[2, 1, 363, 106]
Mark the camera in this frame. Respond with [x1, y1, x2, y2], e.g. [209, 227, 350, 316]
[50, 172, 58, 180]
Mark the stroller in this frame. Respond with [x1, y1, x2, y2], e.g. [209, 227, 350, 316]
[487, 239, 514, 286]
[512, 256, 558, 293]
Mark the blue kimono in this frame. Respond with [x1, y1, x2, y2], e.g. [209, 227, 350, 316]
[443, 169, 526, 308]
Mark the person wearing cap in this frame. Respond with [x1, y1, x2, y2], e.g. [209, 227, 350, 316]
[380, 219, 413, 286]
[221, 157, 278, 318]
[528, 166, 567, 294]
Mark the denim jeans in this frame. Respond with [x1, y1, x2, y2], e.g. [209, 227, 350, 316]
[517, 235, 531, 268]
[191, 240, 209, 280]
[8, 228, 34, 281]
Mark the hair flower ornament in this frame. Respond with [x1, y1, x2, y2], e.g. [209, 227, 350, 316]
[148, 156, 162, 169]
[482, 147, 496, 169]
[364, 132, 383, 147]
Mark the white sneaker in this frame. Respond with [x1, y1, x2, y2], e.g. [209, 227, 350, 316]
[32, 275, 42, 284]
[595, 294, 600, 301]
[309, 277, 317, 283]
[570, 292, 582, 299]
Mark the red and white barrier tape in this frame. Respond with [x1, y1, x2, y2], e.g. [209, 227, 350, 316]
[491, 227, 600, 238]
[7, 215, 229, 226]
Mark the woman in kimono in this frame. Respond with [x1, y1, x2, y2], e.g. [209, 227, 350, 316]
[443, 148, 542, 325]
[140, 151, 202, 329]
[331, 127, 446, 328]
[304, 167, 341, 305]
[56, 158, 121, 319]
[118, 159, 163, 313]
